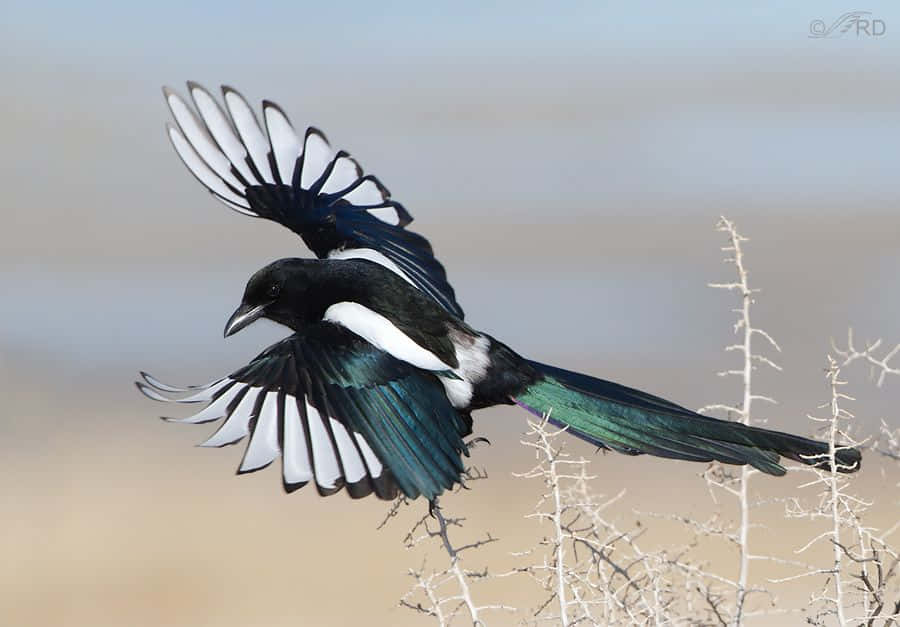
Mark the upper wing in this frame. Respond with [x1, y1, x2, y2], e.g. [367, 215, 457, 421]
[163, 82, 464, 318]
[137, 323, 470, 501]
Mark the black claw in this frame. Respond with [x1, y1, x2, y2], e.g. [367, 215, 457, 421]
[465, 436, 491, 452]
[428, 498, 440, 518]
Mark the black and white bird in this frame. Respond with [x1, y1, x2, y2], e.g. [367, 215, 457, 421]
[139, 84, 861, 504]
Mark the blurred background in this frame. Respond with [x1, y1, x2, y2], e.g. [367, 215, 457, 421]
[2, 1, 899, 625]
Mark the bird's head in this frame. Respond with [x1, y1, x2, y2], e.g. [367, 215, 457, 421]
[224, 256, 434, 337]
[224, 258, 321, 336]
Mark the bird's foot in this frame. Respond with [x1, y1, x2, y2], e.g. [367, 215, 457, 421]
[428, 497, 441, 519]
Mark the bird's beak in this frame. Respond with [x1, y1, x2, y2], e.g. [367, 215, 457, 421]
[224, 303, 266, 337]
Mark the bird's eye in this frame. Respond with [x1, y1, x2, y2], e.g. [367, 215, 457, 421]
[268, 284, 281, 299]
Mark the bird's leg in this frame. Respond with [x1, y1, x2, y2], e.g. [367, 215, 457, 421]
[428, 496, 441, 519]
[429, 499, 458, 559]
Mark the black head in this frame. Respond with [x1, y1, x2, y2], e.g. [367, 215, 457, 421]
[224, 258, 322, 336]
[225, 256, 454, 337]
[224, 257, 417, 336]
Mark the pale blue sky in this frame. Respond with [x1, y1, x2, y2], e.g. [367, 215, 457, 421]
[2, 2, 899, 409]
[6, 2, 900, 64]
[4, 1, 900, 227]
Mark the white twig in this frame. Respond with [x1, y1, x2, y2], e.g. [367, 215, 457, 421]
[832, 328, 900, 387]
[394, 468, 515, 625]
[705, 216, 783, 625]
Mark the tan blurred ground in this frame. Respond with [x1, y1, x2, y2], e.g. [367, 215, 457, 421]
[2, 351, 898, 626]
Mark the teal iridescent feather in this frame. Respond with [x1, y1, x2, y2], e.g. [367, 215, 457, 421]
[516, 365, 861, 475]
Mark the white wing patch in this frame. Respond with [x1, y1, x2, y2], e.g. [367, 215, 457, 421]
[354, 432, 383, 476]
[200, 386, 262, 447]
[188, 83, 257, 185]
[165, 383, 244, 424]
[330, 418, 367, 483]
[165, 89, 244, 191]
[166, 124, 253, 213]
[239, 392, 281, 472]
[342, 179, 386, 206]
[164, 83, 406, 227]
[365, 207, 401, 225]
[320, 154, 361, 194]
[300, 130, 334, 189]
[222, 88, 275, 184]
[305, 402, 342, 489]
[263, 103, 302, 184]
[138, 376, 386, 495]
[283, 397, 314, 484]
[323, 301, 452, 371]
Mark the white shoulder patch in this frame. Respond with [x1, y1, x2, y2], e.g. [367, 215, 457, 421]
[323, 302, 452, 371]
[439, 331, 492, 409]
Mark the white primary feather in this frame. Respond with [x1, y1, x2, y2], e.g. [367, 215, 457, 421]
[342, 179, 385, 206]
[365, 207, 401, 225]
[200, 386, 262, 447]
[136, 383, 180, 403]
[166, 384, 244, 424]
[353, 432, 383, 477]
[305, 402, 342, 489]
[323, 302, 452, 371]
[283, 396, 313, 484]
[300, 131, 333, 189]
[188, 84, 257, 185]
[167, 125, 253, 212]
[239, 392, 281, 472]
[263, 103, 302, 184]
[329, 418, 367, 483]
[223, 89, 275, 183]
[321, 155, 361, 194]
[165, 90, 244, 190]
[140, 372, 208, 394]
[177, 378, 233, 403]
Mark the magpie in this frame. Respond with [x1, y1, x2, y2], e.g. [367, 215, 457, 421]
[139, 257, 861, 502]
[162, 82, 463, 318]
[140, 84, 861, 503]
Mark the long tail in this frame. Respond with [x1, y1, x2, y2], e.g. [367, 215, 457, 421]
[514, 361, 861, 475]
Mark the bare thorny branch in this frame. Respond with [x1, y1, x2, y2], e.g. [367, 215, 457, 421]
[832, 328, 900, 389]
[392, 467, 515, 626]
[779, 357, 900, 626]
[695, 216, 785, 624]
[385, 217, 899, 626]
[506, 417, 693, 625]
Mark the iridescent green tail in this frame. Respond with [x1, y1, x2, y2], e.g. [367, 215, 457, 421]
[515, 361, 861, 475]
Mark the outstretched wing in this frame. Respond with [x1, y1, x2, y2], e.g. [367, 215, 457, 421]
[163, 82, 464, 318]
[137, 323, 470, 501]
